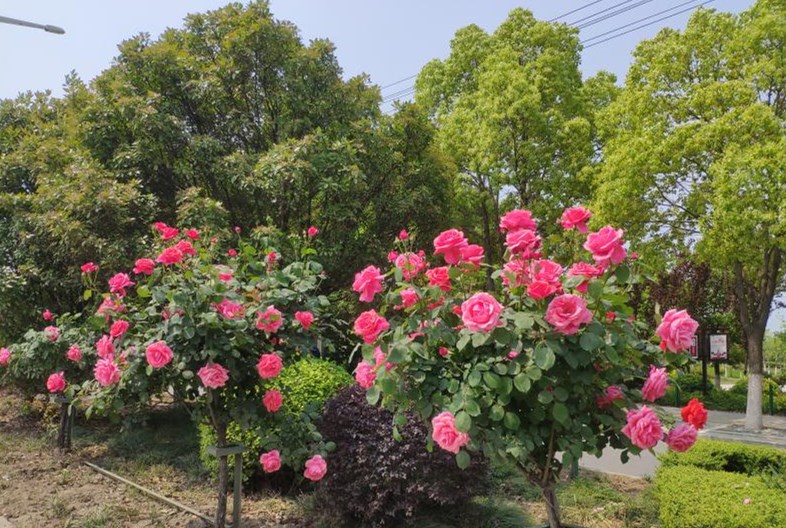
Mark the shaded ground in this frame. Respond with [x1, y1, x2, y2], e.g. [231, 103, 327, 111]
[0, 388, 658, 528]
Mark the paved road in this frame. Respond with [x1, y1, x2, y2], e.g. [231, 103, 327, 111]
[578, 408, 786, 478]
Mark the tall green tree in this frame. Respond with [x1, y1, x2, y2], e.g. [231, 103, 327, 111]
[416, 9, 618, 262]
[593, 1, 786, 430]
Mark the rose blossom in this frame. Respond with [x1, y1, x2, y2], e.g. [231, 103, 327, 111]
[353, 265, 385, 302]
[567, 262, 604, 293]
[94, 358, 121, 387]
[387, 250, 398, 262]
[46, 371, 66, 393]
[108, 273, 135, 297]
[398, 229, 409, 240]
[681, 398, 708, 429]
[96, 335, 115, 359]
[426, 266, 452, 292]
[307, 226, 319, 238]
[81, 262, 98, 273]
[186, 228, 200, 240]
[621, 406, 663, 450]
[215, 299, 246, 319]
[175, 240, 197, 256]
[545, 294, 593, 335]
[460, 244, 485, 267]
[431, 411, 470, 454]
[304, 455, 327, 481]
[433, 229, 468, 265]
[96, 296, 126, 319]
[262, 389, 283, 413]
[260, 450, 281, 473]
[461, 293, 504, 333]
[66, 345, 82, 362]
[256, 305, 284, 333]
[505, 229, 542, 258]
[439, 347, 450, 358]
[502, 258, 529, 289]
[110, 320, 130, 339]
[560, 206, 592, 233]
[42, 309, 53, 321]
[395, 252, 426, 280]
[153, 221, 168, 233]
[398, 288, 419, 309]
[642, 365, 669, 402]
[197, 362, 229, 389]
[499, 209, 537, 232]
[666, 423, 698, 452]
[584, 226, 627, 266]
[597, 385, 624, 409]
[160, 226, 179, 240]
[257, 353, 283, 379]
[218, 271, 233, 282]
[145, 341, 173, 368]
[44, 326, 60, 342]
[656, 309, 699, 353]
[353, 310, 390, 344]
[0, 348, 10, 366]
[527, 281, 558, 300]
[354, 361, 376, 389]
[295, 311, 315, 330]
[156, 247, 184, 266]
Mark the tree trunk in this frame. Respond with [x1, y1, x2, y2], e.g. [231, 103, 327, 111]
[56, 401, 69, 451]
[746, 331, 765, 431]
[215, 420, 229, 528]
[542, 483, 562, 528]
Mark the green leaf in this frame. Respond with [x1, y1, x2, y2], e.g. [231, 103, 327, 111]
[137, 285, 151, 299]
[491, 327, 512, 346]
[513, 373, 531, 393]
[464, 399, 481, 417]
[456, 333, 471, 351]
[483, 371, 501, 389]
[512, 312, 534, 330]
[615, 265, 630, 284]
[587, 280, 604, 300]
[553, 387, 569, 402]
[553, 403, 570, 426]
[456, 450, 471, 469]
[366, 386, 381, 405]
[489, 404, 505, 421]
[393, 413, 407, 427]
[534, 343, 556, 370]
[503, 412, 520, 430]
[537, 391, 553, 404]
[471, 332, 489, 348]
[468, 369, 482, 387]
[387, 346, 406, 364]
[82, 289, 93, 301]
[455, 411, 472, 432]
[579, 332, 605, 352]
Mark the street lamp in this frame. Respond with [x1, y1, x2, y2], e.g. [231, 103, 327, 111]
[0, 15, 65, 35]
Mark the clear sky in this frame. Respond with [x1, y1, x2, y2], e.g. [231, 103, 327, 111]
[2, 0, 780, 329]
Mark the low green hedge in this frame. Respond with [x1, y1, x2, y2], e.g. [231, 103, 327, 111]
[660, 386, 786, 415]
[656, 465, 786, 528]
[659, 439, 786, 475]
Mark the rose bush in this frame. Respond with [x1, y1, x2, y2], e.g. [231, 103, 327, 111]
[79, 223, 335, 528]
[349, 207, 703, 528]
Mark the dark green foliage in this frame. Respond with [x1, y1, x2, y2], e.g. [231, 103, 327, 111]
[316, 385, 490, 527]
[659, 439, 786, 475]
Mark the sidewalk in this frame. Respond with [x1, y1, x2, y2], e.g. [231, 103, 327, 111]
[579, 408, 786, 478]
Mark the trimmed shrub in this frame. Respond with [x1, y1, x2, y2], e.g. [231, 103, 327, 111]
[316, 385, 490, 527]
[659, 439, 786, 475]
[656, 465, 786, 528]
[199, 358, 352, 483]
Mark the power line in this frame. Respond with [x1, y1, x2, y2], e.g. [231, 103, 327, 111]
[569, 0, 641, 25]
[380, 74, 417, 90]
[581, 0, 700, 43]
[576, 0, 657, 29]
[548, 0, 608, 21]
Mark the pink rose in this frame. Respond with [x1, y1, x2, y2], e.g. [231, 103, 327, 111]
[110, 320, 130, 339]
[681, 398, 708, 430]
[460, 244, 485, 267]
[156, 247, 184, 266]
[133, 258, 155, 275]
[354, 361, 376, 389]
[46, 371, 66, 393]
[160, 226, 179, 240]
[431, 411, 470, 454]
[218, 271, 233, 282]
[666, 423, 698, 452]
[0, 348, 10, 366]
[439, 347, 450, 358]
[266, 251, 278, 265]
[622, 406, 663, 450]
[215, 299, 246, 319]
[66, 345, 82, 362]
[197, 362, 229, 389]
[426, 266, 452, 292]
[295, 311, 315, 330]
[502, 258, 529, 289]
[567, 262, 604, 293]
[108, 273, 135, 297]
[153, 222, 168, 233]
[560, 206, 592, 233]
[186, 228, 200, 240]
[398, 229, 409, 240]
[642, 365, 668, 402]
[260, 450, 282, 473]
[81, 262, 98, 273]
[597, 385, 624, 409]
[304, 455, 327, 481]
[395, 252, 426, 280]
[234, 226, 241, 234]
[433, 229, 468, 265]
[505, 229, 542, 258]
[545, 294, 593, 335]
[352, 265, 385, 302]
[257, 353, 283, 379]
[387, 250, 399, 262]
[499, 209, 537, 232]
[145, 341, 173, 368]
[256, 305, 284, 333]
[353, 310, 390, 344]
[42, 309, 54, 321]
[398, 288, 419, 309]
[527, 280, 558, 300]
[262, 389, 283, 413]
[44, 326, 60, 342]
[584, 226, 627, 266]
[96, 297, 126, 319]
[175, 240, 197, 256]
[461, 293, 504, 333]
[96, 334, 115, 359]
[307, 226, 319, 238]
[533, 259, 563, 284]
[656, 309, 699, 353]
[94, 358, 121, 387]
[507, 350, 519, 359]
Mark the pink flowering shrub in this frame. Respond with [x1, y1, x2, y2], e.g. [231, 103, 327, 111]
[349, 207, 703, 527]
